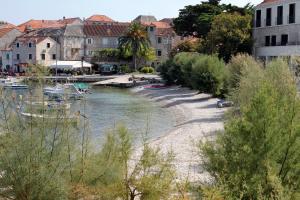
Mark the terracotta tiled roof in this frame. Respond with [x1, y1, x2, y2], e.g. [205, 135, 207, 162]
[143, 21, 172, 29]
[15, 36, 54, 45]
[84, 24, 129, 37]
[18, 20, 63, 32]
[17, 18, 79, 32]
[159, 18, 174, 25]
[0, 22, 16, 29]
[156, 28, 174, 36]
[259, 0, 280, 5]
[87, 15, 114, 22]
[0, 28, 14, 37]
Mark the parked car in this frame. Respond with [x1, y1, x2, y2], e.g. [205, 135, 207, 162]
[217, 100, 234, 108]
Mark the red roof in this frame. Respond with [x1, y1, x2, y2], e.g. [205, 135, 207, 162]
[87, 15, 114, 22]
[17, 18, 79, 32]
[0, 22, 16, 29]
[259, 0, 280, 5]
[143, 21, 171, 29]
[0, 28, 14, 37]
[15, 36, 54, 45]
[156, 28, 174, 36]
[84, 24, 129, 37]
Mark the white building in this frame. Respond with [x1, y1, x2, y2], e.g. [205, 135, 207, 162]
[253, 0, 300, 61]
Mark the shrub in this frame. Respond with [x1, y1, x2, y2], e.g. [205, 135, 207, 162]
[140, 66, 155, 74]
[173, 52, 200, 87]
[200, 59, 300, 199]
[160, 53, 227, 96]
[159, 59, 184, 85]
[120, 65, 131, 73]
[190, 54, 226, 96]
[227, 54, 262, 93]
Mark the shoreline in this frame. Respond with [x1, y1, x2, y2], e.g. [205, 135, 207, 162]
[132, 85, 227, 182]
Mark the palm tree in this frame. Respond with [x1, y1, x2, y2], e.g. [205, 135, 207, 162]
[118, 23, 151, 71]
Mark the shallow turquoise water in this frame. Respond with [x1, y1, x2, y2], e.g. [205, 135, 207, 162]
[72, 87, 174, 143]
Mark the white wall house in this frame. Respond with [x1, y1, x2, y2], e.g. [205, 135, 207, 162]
[253, 0, 300, 61]
[12, 36, 60, 71]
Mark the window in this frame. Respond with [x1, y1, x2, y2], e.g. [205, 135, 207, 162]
[149, 26, 154, 32]
[41, 54, 45, 60]
[271, 35, 276, 46]
[28, 43, 32, 48]
[52, 54, 56, 60]
[28, 54, 32, 60]
[47, 43, 50, 48]
[6, 54, 9, 60]
[102, 38, 108, 45]
[265, 36, 270, 46]
[16, 54, 20, 60]
[16, 43, 19, 48]
[256, 10, 261, 27]
[157, 50, 162, 57]
[88, 51, 93, 56]
[277, 6, 283, 25]
[87, 38, 92, 44]
[157, 37, 162, 44]
[289, 3, 296, 24]
[266, 8, 272, 26]
[281, 34, 288, 46]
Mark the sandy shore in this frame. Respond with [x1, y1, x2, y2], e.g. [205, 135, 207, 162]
[132, 85, 227, 182]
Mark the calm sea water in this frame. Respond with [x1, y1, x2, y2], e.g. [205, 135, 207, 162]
[72, 87, 174, 143]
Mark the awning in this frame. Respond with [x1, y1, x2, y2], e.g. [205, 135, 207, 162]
[49, 61, 92, 70]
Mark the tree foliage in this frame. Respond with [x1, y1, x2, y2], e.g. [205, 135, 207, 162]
[72, 125, 176, 200]
[119, 23, 151, 70]
[173, 0, 253, 38]
[159, 52, 226, 96]
[205, 13, 253, 62]
[200, 59, 300, 199]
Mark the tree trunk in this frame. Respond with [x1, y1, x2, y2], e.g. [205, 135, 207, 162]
[133, 55, 137, 72]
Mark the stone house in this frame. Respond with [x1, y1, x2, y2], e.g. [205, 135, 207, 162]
[61, 23, 85, 61]
[253, 0, 300, 61]
[83, 23, 129, 63]
[12, 36, 60, 71]
[0, 27, 22, 69]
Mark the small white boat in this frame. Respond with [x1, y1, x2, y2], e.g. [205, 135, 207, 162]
[43, 83, 84, 100]
[0, 77, 28, 89]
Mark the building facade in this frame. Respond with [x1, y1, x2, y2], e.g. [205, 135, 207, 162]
[253, 0, 300, 61]
[12, 36, 60, 71]
[0, 27, 22, 69]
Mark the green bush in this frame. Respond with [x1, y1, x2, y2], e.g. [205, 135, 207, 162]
[140, 66, 155, 74]
[200, 59, 300, 199]
[159, 59, 184, 85]
[227, 54, 262, 93]
[160, 52, 226, 96]
[120, 65, 131, 73]
[190, 54, 226, 96]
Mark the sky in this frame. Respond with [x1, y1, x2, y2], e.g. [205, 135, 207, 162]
[0, 0, 262, 25]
